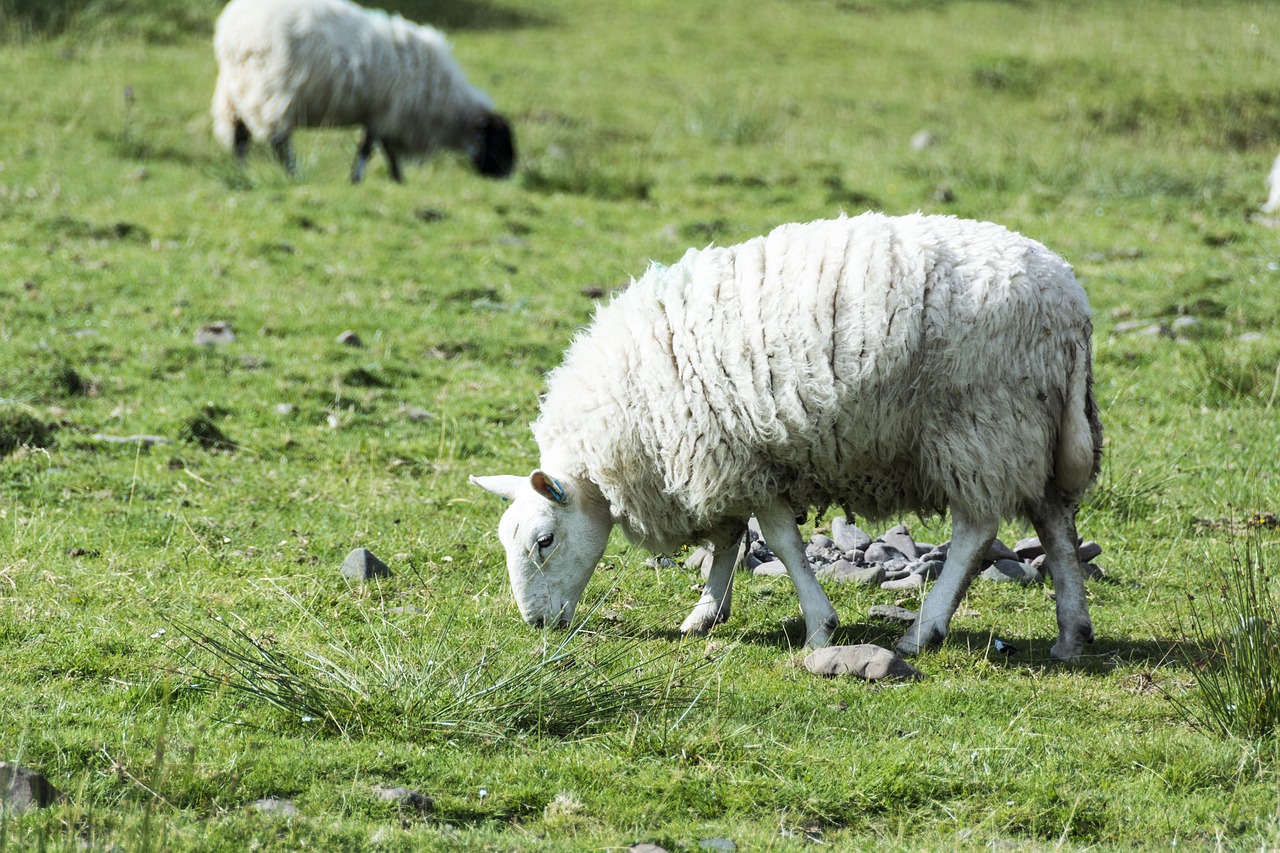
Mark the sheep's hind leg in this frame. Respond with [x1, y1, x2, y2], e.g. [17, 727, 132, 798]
[381, 141, 403, 183]
[680, 525, 745, 636]
[755, 499, 838, 648]
[898, 507, 996, 655]
[352, 130, 376, 183]
[232, 120, 251, 162]
[270, 132, 296, 175]
[1028, 492, 1093, 661]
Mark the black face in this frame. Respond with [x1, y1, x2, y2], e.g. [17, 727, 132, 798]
[473, 113, 515, 178]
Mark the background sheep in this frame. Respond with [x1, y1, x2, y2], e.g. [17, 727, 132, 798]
[1264, 151, 1280, 213]
[211, 0, 515, 183]
[472, 213, 1103, 659]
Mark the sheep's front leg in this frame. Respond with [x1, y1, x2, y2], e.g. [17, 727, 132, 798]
[352, 129, 376, 184]
[755, 500, 838, 648]
[270, 132, 296, 175]
[1028, 493, 1093, 661]
[898, 507, 996, 655]
[679, 526, 744, 636]
[232, 120, 251, 162]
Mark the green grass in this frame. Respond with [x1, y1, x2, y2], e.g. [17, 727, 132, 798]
[2, 0, 1280, 848]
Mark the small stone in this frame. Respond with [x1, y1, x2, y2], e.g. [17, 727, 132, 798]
[804, 644, 925, 681]
[386, 606, 424, 616]
[336, 330, 363, 347]
[809, 533, 835, 550]
[881, 559, 914, 580]
[629, 844, 670, 853]
[0, 763, 62, 811]
[403, 406, 435, 423]
[980, 559, 1040, 584]
[1171, 316, 1199, 333]
[821, 560, 884, 586]
[1014, 536, 1044, 560]
[986, 539, 1019, 563]
[373, 785, 433, 812]
[194, 321, 235, 346]
[1084, 562, 1105, 580]
[911, 559, 945, 581]
[251, 798, 299, 817]
[341, 547, 391, 582]
[868, 604, 917, 624]
[882, 572, 924, 590]
[910, 130, 935, 151]
[274, 403, 296, 417]
[1078, 541, 1102, 562]
[831, 517, 872, 552]
[90, 432, 172, 447]
[919, 544, 949, 562]
[881, 525, 919, 559]
[753, 559, 788, 577]
[865, 542, 908, 564]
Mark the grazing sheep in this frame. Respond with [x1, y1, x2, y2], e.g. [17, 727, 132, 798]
[1264, 151, 1280, 213]
[472, 213, 1103, 659]
[211, 0, 515, 183]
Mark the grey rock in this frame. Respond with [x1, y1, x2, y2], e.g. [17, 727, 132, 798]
[1014, 536, 1044, 560]
[342, 547, 391, 582]
[831, 516, 872, 552]
[402, 406, 435, 423]
[821, 560, 884, 586]
[980, 559, 1041, 585]
[373, 785, 433, 812]
[881, 524, 919, 559]
[1084, 562, 1105, 580]
[910, 129, 936, 151]
[919, 544, 949, 562]
[194, 321, 235, 346]
[868, 604, 918, 624]
[1078, 541, 1102, 562]
[699, 839, 737, 852]
[0, 762, 62, 811]
[273, 403, 296, 417]
[809, 533, 835, 551]
[753, 559, 788, 577]
[336, 330, 363, 347]
[986, 539, 1019, 563]
[645, 556, 678, 569]
[90, 432, 172, 447]
[881, 559, 914, 580]
[804, 644, 925, 681]
[1030, 553, 1048, 575]
[865, 542, 908, 564]
[251, 798, 299, 817]
[911, 559, 945, 581]
[630, 844, 670, 853]
[882, 572, 924, 591]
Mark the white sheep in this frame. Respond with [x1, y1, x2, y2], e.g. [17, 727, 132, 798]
[211, 0, 515, 183]
[1264, 151, 1280, 213]
[472, 213, 1103, 659]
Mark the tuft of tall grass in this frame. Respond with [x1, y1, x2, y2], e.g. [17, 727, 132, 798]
[1188, 342, 1280, 408]
[171, 606, 716, 742]
[1174, 533, 1280, 741]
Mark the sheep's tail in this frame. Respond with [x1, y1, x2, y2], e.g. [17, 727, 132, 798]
[1054, 335, 1103, 495]
[211, 71, 238, 151]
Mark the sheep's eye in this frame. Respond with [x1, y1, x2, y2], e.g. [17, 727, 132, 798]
[536, 533, 554, 550]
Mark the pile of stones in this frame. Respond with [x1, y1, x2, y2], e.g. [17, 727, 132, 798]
[687, 516, 1104, 592]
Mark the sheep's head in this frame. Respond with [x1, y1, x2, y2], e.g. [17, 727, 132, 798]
[469, 470, 611, 628]
[471, 112, 515, 178]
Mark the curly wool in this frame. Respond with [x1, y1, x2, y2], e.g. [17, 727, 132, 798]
[533, 213, 1100, 554]
[212, 0, 492, 157]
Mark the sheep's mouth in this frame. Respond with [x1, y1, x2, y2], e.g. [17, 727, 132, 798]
[473, 114, 515, 178]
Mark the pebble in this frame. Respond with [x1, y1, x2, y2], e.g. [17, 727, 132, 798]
[804, 644, 925, 681]
[194, 321, 235, 346]
[342, 547, 391, 582]
[0, 762, 62, 811]
[868, 604, 918, 624]
[753, 559, 788, 577]
[251, 798, 299, 817]
[336, 330, 363, 347]
[373, 785, 433, 812]
[831, 516, 872, 552]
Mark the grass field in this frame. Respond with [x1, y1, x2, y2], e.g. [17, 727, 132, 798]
[2, 0, 1280, 849]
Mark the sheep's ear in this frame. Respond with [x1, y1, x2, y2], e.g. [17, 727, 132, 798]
[530, 470, 569, 505]
[469, 474, 524, 502]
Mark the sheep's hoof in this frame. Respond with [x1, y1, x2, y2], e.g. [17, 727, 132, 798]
[804, 613, 840, 649]
[1050, 623, 1094, 662]
[680, 603, 729, 636]
[897, 623, 945, 657]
